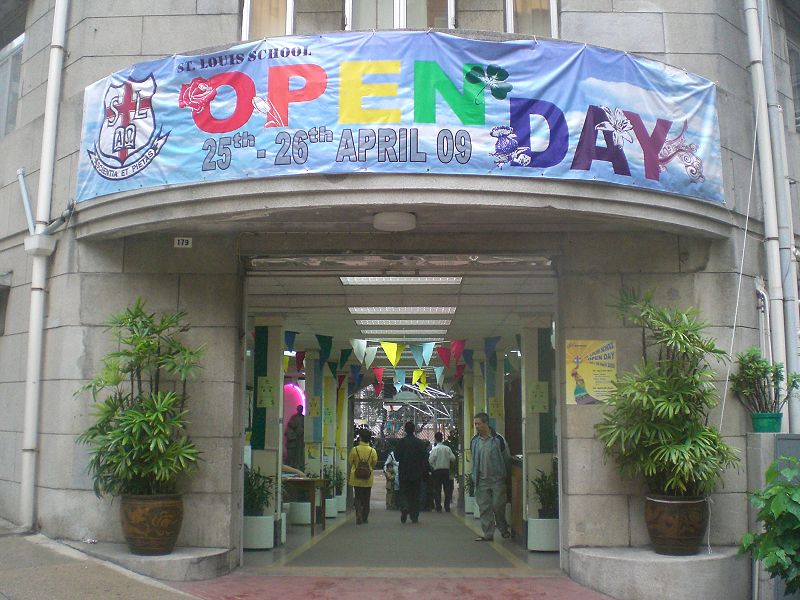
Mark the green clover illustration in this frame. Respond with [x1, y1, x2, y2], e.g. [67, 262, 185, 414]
[466, 64, 513, 102]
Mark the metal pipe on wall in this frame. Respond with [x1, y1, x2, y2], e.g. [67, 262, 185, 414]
[19, 0, 70, 530]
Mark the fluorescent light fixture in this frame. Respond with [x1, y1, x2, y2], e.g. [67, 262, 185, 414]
[348, 306, 457, 315]
[362, 329, 448, 335]
[379, 337, 445, 342]
[340, 276, 461, 285]
[355, 319, 451, 326]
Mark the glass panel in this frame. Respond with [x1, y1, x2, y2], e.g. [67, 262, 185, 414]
[788, 12, 800, 131]
[249, 0, 287, 38]
[407, 0, 448, 29]
[0, 35, 23, 137]
[514, 0, 551, 37]
[352, 0, 394, 29]
[296, 0, 344, 34]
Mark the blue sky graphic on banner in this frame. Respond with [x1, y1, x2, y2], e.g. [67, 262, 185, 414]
[76, 31, 723, 204]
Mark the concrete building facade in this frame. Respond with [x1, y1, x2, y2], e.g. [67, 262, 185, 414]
[0, 1, 798, 597]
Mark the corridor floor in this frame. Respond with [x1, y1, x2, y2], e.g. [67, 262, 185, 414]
[175, 485, 615, 600]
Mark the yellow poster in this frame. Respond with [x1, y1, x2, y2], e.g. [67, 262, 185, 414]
[566, 339, 616, 405]
[528, 381, 549, 413]
[307, 394, 321, 417]
[256, 376, 276, 408]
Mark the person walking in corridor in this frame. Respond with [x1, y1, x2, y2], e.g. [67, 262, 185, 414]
[429, 431, 456, 512]
[348, 430, 377, 525]
[394, 421, 428, 524]
[470, 412, 511, 541]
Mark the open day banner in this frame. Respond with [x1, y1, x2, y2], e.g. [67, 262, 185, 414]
[75, 31, 723, 204]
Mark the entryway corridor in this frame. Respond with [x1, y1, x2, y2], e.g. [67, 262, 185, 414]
[175, 485, 616, 600]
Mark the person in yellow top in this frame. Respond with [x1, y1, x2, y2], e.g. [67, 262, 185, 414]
[348, 430, 378, 525]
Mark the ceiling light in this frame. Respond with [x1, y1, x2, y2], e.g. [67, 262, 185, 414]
[355, 319, 451, 326]
[348, 306, 457, 315]
[379, 337, 445, 342]
[340, 276, 461, 285]
[362, 329, 448, 335]
[372, 211, 416, 232]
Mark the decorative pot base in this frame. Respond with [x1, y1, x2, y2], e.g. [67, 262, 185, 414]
[644, 495, 708, 556]
[121, 494, 183, 555]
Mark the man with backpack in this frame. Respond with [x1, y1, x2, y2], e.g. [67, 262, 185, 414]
[348, 430, 377, 525]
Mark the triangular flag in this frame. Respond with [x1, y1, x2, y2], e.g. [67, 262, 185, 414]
[350, 339, 367, 363]
[327, 361, 338, 377]
[316, 334, 333, 363]
[412, 369, 424, 385]
[435, 346, 451, 367]
[455, 363, 466, 380]
[488, 353, 498, 370]
[394, 369, 406, 393]
[418, 372, 427, 392]
[337, 374, 346, 389]
[463, 349, 474, 369]
[421, 342, 435, 365]
[451, 339, 466, 364]
[295, 351, 306, 372]
[410, 345, 425, 368]
[380, 341, 405, 367]
[434, 365, 446, 386]
[350, 364, 362, 383]
[339, 348, 352, 369]
[282, 355, 290, 372]
[364, 346, 378, 368]
[372, 367, 385, 397]
[373, 381, 384, 397]
[484, 336, 501, 358]
[284, 331, 298, 352]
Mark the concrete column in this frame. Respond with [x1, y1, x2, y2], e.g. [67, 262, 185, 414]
[463, 372, 474, 487]
[252, 320, 284, 489]
[304, 352, 322, 477]
[521, 327, 540, 518]
[489, 349, 505, 436]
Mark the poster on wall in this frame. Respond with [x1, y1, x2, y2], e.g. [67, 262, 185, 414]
[256, 376, 276, 408]
[565, 340, 617, 405]
[528, 381, 549, 413]
[75, 31, 723, 204]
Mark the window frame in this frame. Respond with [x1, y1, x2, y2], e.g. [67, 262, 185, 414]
[786, 5, 800, 131]
[504, 0, 559, 38]
[0, 33, 23, 138]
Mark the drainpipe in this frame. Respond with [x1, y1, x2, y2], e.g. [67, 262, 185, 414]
[757, 0, 800, 433]
[19, 0, 70, 531]
[742, 0, 788, 402]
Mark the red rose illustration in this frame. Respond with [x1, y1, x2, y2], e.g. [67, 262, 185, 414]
[179, 78, 217, 113]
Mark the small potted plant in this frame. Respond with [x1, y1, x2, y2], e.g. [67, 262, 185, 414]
[528, 467, 559, 551]
[333, 464, 346, 512]
[730, 346, 799, 433]
[463, 475, 476, 515]
[76, 299, 203, 555]
[243, 465, 275, 550]
[596, 290, 739, 555]
[322, 464, 338, 518]
[741, 455, 800, 595]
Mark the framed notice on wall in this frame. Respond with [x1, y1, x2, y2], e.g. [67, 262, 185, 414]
[565, 340, 617, 405]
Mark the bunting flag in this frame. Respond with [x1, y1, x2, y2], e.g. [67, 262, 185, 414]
[284, 330, 298, 352]
[462, 348, 474, 369]
[316, 334, 333, 363]
[421, 341, 435, 365]
[337, 374, 347, 389]
[434, 365, 446, 386]
[479, 361, 485, 377]
[451, 339, 466, 364]
[418, 372, 428, 392]
[412, 369, 424, 385]
[455, 363, 467, 380]
[338, 348, 352, 369]
[364, 346, 378, 368]
[350, 364, 362, 384]
[295, 351, 306, 372]
[350, 338, 367, 363]
[484, 336, 501, 358]
[380, 341, 405, 367]
[327, 361, 338, 377]
[372, 367, 385, 397]
[435, 346, 451, 367]
[394, 369, 406, 393]
[488, 353, 498, 370]
[410, 345, 425, 368]
[282, 355, 290, 372]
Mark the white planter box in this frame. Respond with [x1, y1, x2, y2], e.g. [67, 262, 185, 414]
[528, 517, 559, 551]
[289, 501, 312, 524]
[465, 496, 475, 514]
[325, 496, 337, 518]
[336, 494, 346, 512]
[243, 514, 274, 550]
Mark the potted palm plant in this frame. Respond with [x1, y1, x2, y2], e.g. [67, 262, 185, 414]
[76, 299, 203, 555]
[332, 464, 346, 512]
[528, 467, 559, 551]
[322, 464, 338, 518]
[243, 465, 275, 550]
[730, 346, 799, 433]
[596, 290, 739, 555]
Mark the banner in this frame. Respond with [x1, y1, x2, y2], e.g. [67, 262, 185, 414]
[566, 339, 617, 405]
[76, 31, 723, 204]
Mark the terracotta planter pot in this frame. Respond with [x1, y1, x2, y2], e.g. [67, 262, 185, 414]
[644, 494, 708, 556]
[120, 494, 183, 555]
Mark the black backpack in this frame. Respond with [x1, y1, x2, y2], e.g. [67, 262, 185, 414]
[354, 446, 371, 479]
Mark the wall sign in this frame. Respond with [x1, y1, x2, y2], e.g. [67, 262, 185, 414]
[76, 31, 723, 205]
